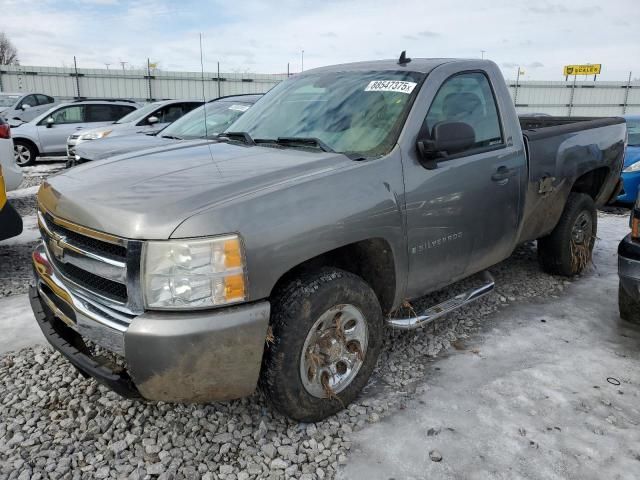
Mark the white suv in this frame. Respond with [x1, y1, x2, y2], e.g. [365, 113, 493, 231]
[0, 116, 22, 191]
[11, 100, 138, 166]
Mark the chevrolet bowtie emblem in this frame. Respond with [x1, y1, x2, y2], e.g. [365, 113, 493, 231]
[49, 236, 65, 261]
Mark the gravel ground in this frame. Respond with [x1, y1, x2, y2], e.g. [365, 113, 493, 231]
[0, 165, 632, 479]
[16, 162, 66, 190]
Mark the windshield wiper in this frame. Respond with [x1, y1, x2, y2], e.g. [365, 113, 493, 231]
[221, 131, 255, 145]
[275, 137, 335, 153]
[160, 134, 183, 140]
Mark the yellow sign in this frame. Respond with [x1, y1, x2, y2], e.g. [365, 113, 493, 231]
[563, 64, 601, 76]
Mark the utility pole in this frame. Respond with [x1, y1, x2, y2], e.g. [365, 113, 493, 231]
[301, 50, 304, 72]
[481, 50, 485, 59]
[623, 71, 633, 114]
[147, 58, 153, 101]
[120, 61, 127, 72]
[513, 67, 523, 106]
[568, 74, 577, 117]
[105, 63, 110, 71]
[217, 61, 221, 98]
[73, 56, 81, 98]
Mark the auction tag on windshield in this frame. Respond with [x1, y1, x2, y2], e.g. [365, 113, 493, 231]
[365, 80, 417, 94]
[228, 104, 250, 112]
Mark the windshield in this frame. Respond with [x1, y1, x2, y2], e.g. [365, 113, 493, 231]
[161, 101, 253, 139]
[0, 95, 20, 108]
[114, 103, 158, 124]
[627, 119, 640, 146]
[226, 70, 424, 157]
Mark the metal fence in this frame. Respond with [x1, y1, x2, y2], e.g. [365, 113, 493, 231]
[508, 78, 640, 116]
[1, 64, 639, 116]
[0, 64, 288, 102]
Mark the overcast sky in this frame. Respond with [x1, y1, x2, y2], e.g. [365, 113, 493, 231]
[2, 0, 639, 80]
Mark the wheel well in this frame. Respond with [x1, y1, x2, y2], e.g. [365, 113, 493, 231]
[571, 167, 609, 200]
[13, 137, 39, 156]
[270, 238, 397, 314]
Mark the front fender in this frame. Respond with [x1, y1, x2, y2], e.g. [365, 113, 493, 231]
[171, 151, 408, 308]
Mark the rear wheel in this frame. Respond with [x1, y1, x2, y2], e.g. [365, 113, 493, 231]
[538, 193, 597, 276]
[260, 268, 384, 422]
[14, 140, 37, 167]
[619, 281, 640, 324]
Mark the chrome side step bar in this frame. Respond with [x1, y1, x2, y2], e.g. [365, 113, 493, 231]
[387, 271, 495, 330]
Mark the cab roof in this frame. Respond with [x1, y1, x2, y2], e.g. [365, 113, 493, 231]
[301, 58, 477, 75]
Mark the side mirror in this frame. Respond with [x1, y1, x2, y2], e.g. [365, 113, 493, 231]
[416, 121, 475, 169]
[147, 116, 159, 125]
[21, 104, 31, 110]
[46, 117, 54, 128]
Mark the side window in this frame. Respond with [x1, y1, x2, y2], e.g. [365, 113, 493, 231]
[424, 72, 503, 152]
[19, 95, 37, 109]
[149, 105, 184, 124]
[36, 94, 54, 105]
[49, 105, 84, 124]
[86, 104, 117, 122]
[112, 105, 136, 120]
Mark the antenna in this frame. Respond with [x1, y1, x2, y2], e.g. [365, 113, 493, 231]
[398, 50, 411, 65]
[199, 33, 208, 138]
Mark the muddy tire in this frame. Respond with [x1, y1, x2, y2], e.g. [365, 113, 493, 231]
[619, 281, 640, 324]
[538, 193, 597, 276]
[260, 268, 384, 422]
[14, 140, 37, 167]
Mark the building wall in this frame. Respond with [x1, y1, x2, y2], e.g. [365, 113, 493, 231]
[1, 65, 639, 116]
[0, 65, 288, 102]
[507, 79, 640, 116]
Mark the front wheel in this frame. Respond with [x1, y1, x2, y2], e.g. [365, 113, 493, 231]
[14, 140, 37, 167]
[538, 192, 597, 276]
[260, 268, 384, 422]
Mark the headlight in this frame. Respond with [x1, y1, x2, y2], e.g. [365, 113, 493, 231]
[79, 130, 112, 141]
[623, 161, 640, 173]
[143, 235, 246, 309]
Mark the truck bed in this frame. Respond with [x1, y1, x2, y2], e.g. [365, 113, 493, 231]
[516, 115, 626, 244]
[519, 116, 625, 139]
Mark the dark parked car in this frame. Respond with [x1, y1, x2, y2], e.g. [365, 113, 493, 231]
[69, 94, 262, 166]
[618, 195, 640, 323]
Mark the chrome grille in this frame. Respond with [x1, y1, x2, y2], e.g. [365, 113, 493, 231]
[37, 208, 143, 315]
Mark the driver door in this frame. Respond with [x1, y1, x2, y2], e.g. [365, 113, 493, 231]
[401, 71, 523, 298]
[36, 105, 86, 154]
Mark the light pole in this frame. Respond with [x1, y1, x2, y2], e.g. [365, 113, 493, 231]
[481, 50, 485, 59]
[301, 50, 304, 72]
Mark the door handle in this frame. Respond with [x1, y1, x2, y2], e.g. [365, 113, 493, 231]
[491, 166, 513, 182]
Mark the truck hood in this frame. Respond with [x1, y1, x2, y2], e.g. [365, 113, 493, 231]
[75, 133, 178, 161]
[39, 141, 351, 239]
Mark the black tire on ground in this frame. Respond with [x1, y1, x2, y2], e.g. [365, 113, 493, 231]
[260, 267, 384, 422]
[538, 192, 597, 276]
[13, 140, 38, 167]
[619, 281, 640, 324]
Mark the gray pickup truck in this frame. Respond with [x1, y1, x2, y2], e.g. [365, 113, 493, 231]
[29, 57, 625, 421]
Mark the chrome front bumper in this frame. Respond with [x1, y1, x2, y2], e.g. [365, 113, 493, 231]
[32, 244, 271, 402]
